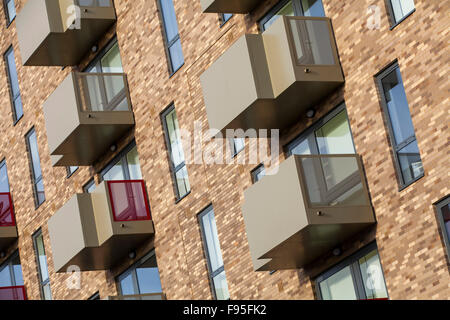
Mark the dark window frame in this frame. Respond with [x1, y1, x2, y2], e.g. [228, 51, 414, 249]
[435, 195, 450, 263]
[0, 250, 23, 287]
[251, 164, 266, 184]
[32, 229, 52, 300]
[25, 128, 46, 209]
[198, 204, 228, 300]
[315, 242, 389, 300]
[83, 179, 96, 193]
[375, 61, 423, 190]
[88, 291, 100, 300]
[66, 166, 79, 179]
[385, 0, 416, 30]
[4, 46, 23, 124]
[219, 13, 233, 27]
[157, 0, 184, 76]
[3, 0, 16, 27]
[84, 36, 119, 72]
[161, 104, 190, 202]
[99, 141, 138, 182]
[230, 138, 245, 158]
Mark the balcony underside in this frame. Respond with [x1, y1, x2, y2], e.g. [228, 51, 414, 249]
[52, 121, 134, 167]
[0, 227, 18, 251]
[56, 232, 153, 273]
[24, 17, 116, 66]
[255, 221, 374, 271]
[201, 0, 261, 13]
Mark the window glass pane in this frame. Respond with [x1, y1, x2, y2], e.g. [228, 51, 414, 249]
[27, 131, 43, 180]
[11, 255, 23, 286]
[397, 140, 423, 184]
[13, 95, 23, 121]
[100, 43, 123, 73]
[160, 0, 179, 41]
[252, 165, 266, 184]
[84, 180, 96, 193]
[315, 110, 355, 154]
[233, 138, 245, 155]
[201, 208, 224, 272]
[168, 38, 184, 73]
[103, 159, 125, 181]
[35, 179, 46, 206]
[67, 166, 78, 176]
[166, 109, 184, 168]
[175, 165, 190, 198]
[301, 0, 325, 17]
[440, 201, 450, 250]
[391, 0, 415, 23]
[126, 146, 142, 180]
[213, 270, 230, 300]
[319, 266, 357, 300]
[119, 273, 136, 295]
[6, 0, 16, 22]
[222, 13, 232, 23]
[290, 139, 312, 156]
[135, 255, 163, 294]
[359, 250, 389, 299]
[381, 68, 415, 145]
[42, 283, 52, 300]
[0, 162, 10, 193]
[0, 265, 12, 287]
[5, 49, 19, 96]
[263, 1, 294, 31]
[35, 234, 49, 283]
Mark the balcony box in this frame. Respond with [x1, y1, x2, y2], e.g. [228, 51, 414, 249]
[200, 0, 261, 13]
[200, 16, 344, 135]
[0, 193, 18, 251]
[0, 286, 27, 300]
[16, 0, 116, 66]
[48, 180, 154, 273]
[242, 155, 375, 271]
[107, 293, 165, 300]
[43, 72, 135, 167]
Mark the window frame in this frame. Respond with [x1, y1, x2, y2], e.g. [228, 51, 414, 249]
[435, 195, 450, 263]
[100, 141, 139, 182]
[219, 13, 233, 27]
[84, 36, 120, 72]
[375, 61, 423, 190]
[88, 292, 100, 300]
[25, 128, 46, 209]
[251, 164, 266, 184]
[32, 229, 52, 300]
[157, 0, 184, 76]
[0, 250, 23, 287]
[0, 158, 10, 192]
[83, 179, 96, 193]
[315, 242, 389, 300]
[161, 104, 190, 202]
[386, 0, 416, 29]
[4, 46, 23, 124]
[66, 166, 79, 179]
[3, 0, 16, 27]
[198, 205, 229, 300]
[230, 138, 245, 158]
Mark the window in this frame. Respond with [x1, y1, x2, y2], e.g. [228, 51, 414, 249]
[158, 0, 184, 75]
[3, 0, 15, 25]
[85, 39, 123, 73]
[25, 129, 45, 208]
[117, 251, 163, 297]
[0, 160, 10, 193]
[4, 47, 23, 123]
[32, 230, 52, 300]
[388, 0, 415, 25]
[376, 63, 423, 188]
[219, 13, 233, 26]
[286, 104, 355, 156]
[260, 0, 325, 31]
[88, 292, 100, 300]
[100, 142, 142, 182]
[251, 164, 266, 184]
[198, 205, 229, 300]
[230, 138, 245, 157]
[162, 105, 190, 200]
[435, 196, 450, 261]
[316, 243, 389, 300]
[0, 251, 24, 289]
[66, 166, 79, 178]
[83, 179, 96, 193]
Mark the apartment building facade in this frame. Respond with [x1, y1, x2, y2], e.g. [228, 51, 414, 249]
[0, 0, 448, 300]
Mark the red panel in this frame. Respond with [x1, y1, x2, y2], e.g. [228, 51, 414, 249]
[0, 286, 27, 300]
[107, 180, 152, 222]
[0, 193, 15, 227]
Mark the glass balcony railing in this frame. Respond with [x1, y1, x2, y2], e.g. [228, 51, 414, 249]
[0, 286, 27, 301]
[0, 193, 15, 227]
[108, 293, 165, 300]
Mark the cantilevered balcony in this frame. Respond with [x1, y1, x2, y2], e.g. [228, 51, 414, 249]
[0, 193, 18, 251]
[16, 0, 116, 66]
[108, 293, 166, 300]
[242, 155, 375, 271]
[200, 16, 344, 135]
[48, 180, 154, 273]
[0, 286, 27, 300]
[200, 0, 261, 13]
[43, 72, 134, 167]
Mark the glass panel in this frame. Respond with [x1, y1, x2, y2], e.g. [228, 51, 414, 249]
[67, 166, 78, 176]
[397, 140, 423, 184]
[11, 255, 23, 286]
[84, 181, 96, 193]
[263, 1, 294, 31]
[252, 165, 266, 183]
[35, 234, 49, 283]
[213, 270, 230, 300]
[27, 131, 43, 180]
[0, 265, 12, 287]
[175, 165, 190, 198]
[301, 0, 325, 17]
[391, 0, 415, 23]
[233, 138, 245, 155]
[100, 43, 123, 73]
[0, 286, 26, 300]
[102, 159, 125, 181]
[109, 181, 150, 221]
[35, 179, 46, 206]
[290, 139, 312, 156]
[316, 110, 355, 154]
[0, 162, 9, 193]
[441, 202, 450, 244]
[42, 283, 52, 300]
[135, 255, 163, 294]
[5, 49, 20, 96]
[289, 19, 335, 65]
[126, 147, 142, 179]
[79, 74, 127, 112]
[119, 273, 135, 295]
[381, 67, 415, 145]
[165, 109, 185, 168]
[222, 13, 232, 23]
[201, 208, 224, 272]
[359, 250, 389, 299]
[319, 266, 357, 300]
[13, 95, 23, 121]
[6, 0, 16, 22]
[160, 0, 179, 42]
[0, 193, 13, 226]
[168, 38, 184, 73]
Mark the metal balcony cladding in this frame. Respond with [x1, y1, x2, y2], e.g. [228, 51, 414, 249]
[200, 16, 344, 134]
[48, 180, 154, 273]
[242, 155, 376, 271]
[0, 193, 18, 251]
[43, 71, 135, 167]
[16, 0, 116, 66]
[200, 0, 262, 13]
